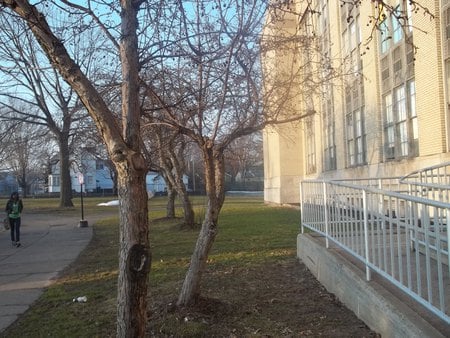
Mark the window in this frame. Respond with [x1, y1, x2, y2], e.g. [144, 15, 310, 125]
[320, 1, 335, 172]
[394, 86, 408, 156]
[406, 0, 413, 32]
[379, 7, 390, 54]
[445, 7, 450, 40]
[345, 74, 366, 167]
[406, 42, 414, 66]
[341, 7, 360, 57]
[50, 176, 60, 187]
[380, 2, 408, 53]
[381, 56, 390, 80]
[349, 21, 356, 52]
[346, 114, 355, 166]
[323, 94, 336, 171]
[346, 109, 365, 166]
[355, 109, 364, 163]
[393, 47, 402, 74]
[383, 81, 418, 159]
[385, 93, 395, 158]
[409, 81, 419, 155]
[305, 117, 316, 174]
[392, 5, 403, 44]
[446, 60, 450, 102]
[347, 109, 365, 166]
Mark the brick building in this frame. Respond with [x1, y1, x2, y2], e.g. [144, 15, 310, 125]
[263, 0, 450, 204]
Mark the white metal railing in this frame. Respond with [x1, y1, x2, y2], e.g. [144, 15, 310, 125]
[401, 162, 450, 203]
[300, 179, 450, 325]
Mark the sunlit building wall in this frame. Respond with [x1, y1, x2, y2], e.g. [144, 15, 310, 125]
[263, 0, 450, 204]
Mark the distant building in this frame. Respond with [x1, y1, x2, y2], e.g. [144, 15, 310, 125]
[48, 155, 188, 195]
[0, 170, 46, 196]
[0, 171, 19, 196]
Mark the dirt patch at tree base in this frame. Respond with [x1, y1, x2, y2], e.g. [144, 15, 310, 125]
[149, 257, 380, 337]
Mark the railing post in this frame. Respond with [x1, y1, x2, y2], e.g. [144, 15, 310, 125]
[362, 189, 371, 281]
[300, 182, 304, 234]
[323, 181, 329, 249]
[447, 209, 450, 276]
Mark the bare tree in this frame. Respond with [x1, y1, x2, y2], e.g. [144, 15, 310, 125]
[0, 118, 50, 196]
[225, 133, 263, 190]
[142, 123, 196, 227]
[0, 15, 101, 207]
[137, 0, 322, 306]
[140, 0, 429, 306]
[0, 1, 150, 336]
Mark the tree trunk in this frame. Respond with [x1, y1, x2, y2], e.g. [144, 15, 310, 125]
[0, 1, 150, 336]
[181, 193, 195, 227]
[116, 0, 150, 336]
[18, 167, 27, 198]
[59, 137, 73, 207]
[171, 162, 195, 227]
[177, 147, 224, 306]
[172, 174, 195, 227]
[166, 181, 176, 218]
[116, 158, 150, 337]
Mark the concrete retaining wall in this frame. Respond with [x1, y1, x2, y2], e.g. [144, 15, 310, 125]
[297, 233, 445, 338]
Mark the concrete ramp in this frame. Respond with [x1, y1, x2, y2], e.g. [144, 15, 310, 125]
[297, 233, 449, 338]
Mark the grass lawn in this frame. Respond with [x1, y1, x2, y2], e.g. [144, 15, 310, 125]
[2, 195, 301, 337]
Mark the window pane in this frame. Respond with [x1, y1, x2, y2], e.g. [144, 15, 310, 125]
[356, 137, 363, 162]
[395, 86, 406, 121]
[409, 81, 416, 117]
[385, 94, 393, 123]
[349, 21, 355, 51]
[399, 121, 408, 156]
[387, 126, 395, 145]
[412, 117, 419, 139]
[348, 140, 355, 165]
[446, 8, 450, 39]
[355, 110, 361, 136]
[347, 114, 353, 139]
[380, 21, 389, 53]
[392, 5, 402, 43]
[406, 1, 413, 32]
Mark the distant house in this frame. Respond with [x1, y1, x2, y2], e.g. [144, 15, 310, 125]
[0, 171, 19, 196]
[48, 156, 188, 195]
[0, 170, 46, 197]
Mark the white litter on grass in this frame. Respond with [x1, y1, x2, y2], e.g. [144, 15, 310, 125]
[73, 296, 87, 303]
[97, 200, 119, 206]
[97, 192, 155, 207]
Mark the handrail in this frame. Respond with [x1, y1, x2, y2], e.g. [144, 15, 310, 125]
[300, 178, 450, 325]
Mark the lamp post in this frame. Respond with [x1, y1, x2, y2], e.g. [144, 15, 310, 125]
[78, 173, 88, 227]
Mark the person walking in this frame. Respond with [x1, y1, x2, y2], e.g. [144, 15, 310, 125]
[5, 191, 23, 247]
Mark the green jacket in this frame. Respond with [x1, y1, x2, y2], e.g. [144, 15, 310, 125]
[5, 199, 23, 219]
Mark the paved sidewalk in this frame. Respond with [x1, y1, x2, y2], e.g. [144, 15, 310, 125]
[0, 213, 93, 333]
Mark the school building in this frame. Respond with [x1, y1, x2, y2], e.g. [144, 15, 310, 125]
[263, 0, 450, 204]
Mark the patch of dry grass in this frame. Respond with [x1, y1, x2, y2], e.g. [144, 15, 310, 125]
[1, 196, 377, 337]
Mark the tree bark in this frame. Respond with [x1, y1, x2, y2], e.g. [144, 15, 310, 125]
[0, 1, 151, 337]
[181, 193, 195, 227]
[155, 130, 196, 227]
[116, 156, 150, 337]
[177, 146, 225, 306]
[59, 135, 73, 207]
[116, 0, 150, 336]
[166, 179, 176, 218]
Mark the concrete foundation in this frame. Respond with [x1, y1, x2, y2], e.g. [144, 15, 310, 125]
[297, 233, 448, 338]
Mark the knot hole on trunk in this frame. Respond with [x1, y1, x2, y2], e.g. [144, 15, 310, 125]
[128, 244, 151, 277]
